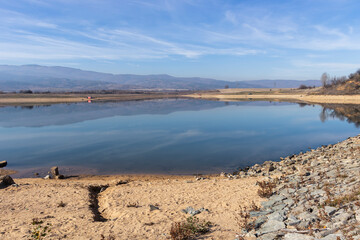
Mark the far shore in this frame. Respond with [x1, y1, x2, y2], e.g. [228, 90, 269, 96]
[184, 88, 360, 104]
[0, 92, 193, 105]
[3, 88, 360, 106]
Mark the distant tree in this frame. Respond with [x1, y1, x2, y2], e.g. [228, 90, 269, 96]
[224, 85, 229, 89]
[321, 72, 330, 87]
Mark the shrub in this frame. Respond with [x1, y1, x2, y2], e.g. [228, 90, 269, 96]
[29, 218, 51, 240]
[257, 180, 277, 198]
[170, 216, 211, 240]
[235, 207, 255, 232]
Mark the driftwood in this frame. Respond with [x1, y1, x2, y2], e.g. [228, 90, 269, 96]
[0, 161, 7, 168]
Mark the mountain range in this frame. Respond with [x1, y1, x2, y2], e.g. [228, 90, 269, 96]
[0, 65, 321, 92]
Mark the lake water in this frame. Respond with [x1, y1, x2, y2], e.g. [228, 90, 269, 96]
[0, 99, 359, 177]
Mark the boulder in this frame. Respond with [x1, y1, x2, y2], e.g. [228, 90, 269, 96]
[0, 161, 7, 168]
[0, 175, 15, 187]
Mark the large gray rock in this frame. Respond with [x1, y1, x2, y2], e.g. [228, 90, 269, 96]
[324, 206, 337, 216]
[321, 234, 345, 240]
[258, 220, 285, 235]
[284, 233, 315, 240]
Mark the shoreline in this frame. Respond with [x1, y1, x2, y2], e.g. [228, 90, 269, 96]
[1, 135, 360, 239]
[3, 88, 360, 106]
[0, 92, 191, 105]
[184, 93, 360, 104]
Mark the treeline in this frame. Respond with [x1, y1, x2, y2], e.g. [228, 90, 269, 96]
[321, 69, 360, 88]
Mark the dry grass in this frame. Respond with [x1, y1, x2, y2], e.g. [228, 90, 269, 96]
[235, 207, 255, 232]
[257, 180, 277, 198]
[170, 216, 211, 240]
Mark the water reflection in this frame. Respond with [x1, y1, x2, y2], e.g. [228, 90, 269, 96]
[0, 99, 359, 176]
[319, 104, 360, 127]
[0, 99, 291, 128]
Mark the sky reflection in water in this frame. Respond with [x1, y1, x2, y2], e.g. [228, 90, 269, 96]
[0, 99, 358, 176]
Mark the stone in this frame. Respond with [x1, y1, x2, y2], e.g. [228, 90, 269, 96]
[321, 234, 345, 240]
[283, 233, 315, 240]
[267, 211, 286, 221]
[0, 175, 15, 187]
[43, 175, 51, 180]
[332, 212, 352, 225]
[296, 220, 310, 230]
[272, 203, 287, 211]
[253, 215, 268, 229]
[324, 206, 337, 216]
[287, 215, 301, 226]
[259, 232, 280, 240]
[258, 220, 285, 235]
[0, 161, 7, 168]
[181, 206, 207, 216]
[55, 175, 65, 180]
[250, 210, 273, 217]
[50, 166, 59, 177]
[149, 205, 159, 211]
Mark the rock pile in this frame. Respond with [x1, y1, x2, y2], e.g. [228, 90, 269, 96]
[234, 135, 360, 239]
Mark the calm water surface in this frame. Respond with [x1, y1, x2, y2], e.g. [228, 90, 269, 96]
[0, 99, 359, 176]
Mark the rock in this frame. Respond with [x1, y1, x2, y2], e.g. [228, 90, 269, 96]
[181, 206, 207, 216]
[267, 211, 286, 221]
[254, 215, 268, 229]
[286, 215, 301, 226]
[250, 210, 273, 217]
[55, 175, 65, 179]
[149, 205, 159, 211]
[283, 233, 315, 240]
[321, 234, 345, 240]
[0, 161, 7, 168]
[43, 175, 51, 180]
[258, 220, 285, 235]
[0, 175, 15, 187]
[259, 232, 280, 240]
[324, 206, 337, 216]
[50, 166, 59, 177]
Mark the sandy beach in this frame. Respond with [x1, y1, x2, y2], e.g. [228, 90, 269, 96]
[184, 88, 360, 104]
[0, 174, 264, 239]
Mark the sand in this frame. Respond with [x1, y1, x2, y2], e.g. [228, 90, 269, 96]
[0, 175, 264, 239]
[185, 88, 360, 104]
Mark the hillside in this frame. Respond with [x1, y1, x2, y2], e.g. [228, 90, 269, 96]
[318, 70, 360, 95]
[0, 65, 320, 92]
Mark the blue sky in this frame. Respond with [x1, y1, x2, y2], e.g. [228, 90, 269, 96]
[1, 0, 360, 80]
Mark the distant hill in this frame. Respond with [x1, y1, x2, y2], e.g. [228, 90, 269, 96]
[0, 65, 321, 92]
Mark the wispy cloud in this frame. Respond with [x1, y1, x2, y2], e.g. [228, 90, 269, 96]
[0, 0, 360, 79]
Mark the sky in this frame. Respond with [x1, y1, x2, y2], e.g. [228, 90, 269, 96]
[0, 0, 360, 80]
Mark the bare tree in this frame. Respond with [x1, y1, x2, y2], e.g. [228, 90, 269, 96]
[321, 72, 330, 87]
